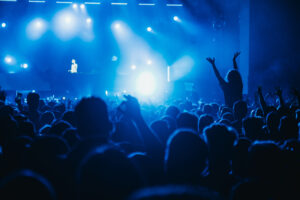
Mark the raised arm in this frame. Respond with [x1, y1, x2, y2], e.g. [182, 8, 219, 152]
[206, 57, 226, 86]
[275, 87, 285, 108]
[123, 95, 163, 160]
[233, 52, 241, 70]
[257, 86, 268, 116]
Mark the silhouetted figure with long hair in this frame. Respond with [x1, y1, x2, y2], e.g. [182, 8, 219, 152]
[207, 52, 243, 107]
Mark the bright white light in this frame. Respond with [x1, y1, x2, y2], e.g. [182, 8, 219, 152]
[1, 23, 6, 28]
[22, 63, 28, 69]
[105, 90, 108, 96]
[131, 65, 136, 70]
[86, 18, 92, 24]
[4, 56, 12, 64]
[80, 4, 85, 9]
[72, 3, 78, 9]
[112, 56, 118, 61]
[173, 16, 179, 21]
[26, 18, 47, 40]
[136, 72, 156, 96]
[114, 23, 120, 29]
[147, 27, 152, 32]
[53, 11, 79, 40]
[147, 60, 152, 65]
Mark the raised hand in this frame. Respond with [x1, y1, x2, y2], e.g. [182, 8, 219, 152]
[233, 52, 241, 60]
[257, 86, 262, 95]
[123, 95, 142, 121]
[233, 52, 241, 69]
[206, 57, 216, 65]
[275, 87, 283, 97]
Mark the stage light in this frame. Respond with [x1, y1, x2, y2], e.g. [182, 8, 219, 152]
[4, 56, 12, 64]
[147, 27, 152, 32]
[147, 60, 152, 65]
[136, 72, 156, 96]
[112, 56, 118, 61]
[72, 3, 78, 9]
[131, 65, 136, 70]
[26, 18, 47, 40]
[114, 23, 121, 29]
[1, 22, 6, 28]
[173, 16, 179, 21]
[86, 18, 92, 24]
[80, 4, 85, 9]
[54, 11, 79, 40]
[105, 90, 108, 96]
[21, 63, 28, 69]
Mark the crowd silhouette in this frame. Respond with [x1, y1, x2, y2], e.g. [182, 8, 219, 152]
[0, 53, 299, 200]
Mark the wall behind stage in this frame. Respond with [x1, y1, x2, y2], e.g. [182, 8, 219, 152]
[249, 0, 300, 95]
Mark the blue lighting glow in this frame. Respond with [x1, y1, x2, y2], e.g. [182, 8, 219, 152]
[4, 56, 13, 64]
[26, 18, 47, 40]
[1, 22, 6, 28]
[136, 72, 156, 96]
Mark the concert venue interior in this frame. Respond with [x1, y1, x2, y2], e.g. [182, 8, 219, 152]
[0, 0, 299, 200]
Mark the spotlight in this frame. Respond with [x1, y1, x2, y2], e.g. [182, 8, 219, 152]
[131, 65, 136, 70]
[147, 60, 152, 65]
[114, 23, 120, 29]
[147, 27, 152, 32]
[86, 18, 92, 24]
[136, 72, 156, 96]
[80, 4, 85, 9]
[105, 90, 108, 96]
[4, 56, 12, 64]
[173, 16, 181, 22]
[72, 3, 78, 9]
[112, 56, 118, 61]
[21, 63, 28, 69]
[1, 22, 6, 28]
[26, 18, 47, 40]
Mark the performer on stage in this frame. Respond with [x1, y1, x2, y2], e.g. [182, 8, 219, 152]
[69, 59, 78, 73]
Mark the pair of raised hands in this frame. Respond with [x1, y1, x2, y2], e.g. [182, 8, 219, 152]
[206, 52, 241, 65]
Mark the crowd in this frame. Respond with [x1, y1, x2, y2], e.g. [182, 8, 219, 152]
[0, 53, 299, 200]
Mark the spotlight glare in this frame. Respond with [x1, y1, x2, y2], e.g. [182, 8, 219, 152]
[112, 56, 118, 61]
[80, 4, 85, 9]
[1, 22, 6, 28]
[114, 23, 120, 29]
[131, 65, 136, 70]
[72, 3, 78, 9]
[173, 16, 181, 22]
[147, 27, 152, 32]
[4, 56, 12, 64]
[136, 72, 156, 96]
[22, 63, 28, 69]
[26, 18, 47, 40]
[147, 60, 152, 65]
[86, 18, 92, 24]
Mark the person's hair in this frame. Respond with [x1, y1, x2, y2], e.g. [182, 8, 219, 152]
[226, 69, 242, 86]
[198, 114, 214, 133]
[77, 145, 141, 200]
[0, 170, 56, 200]
[165, 129, 208, 184]
[75, 97, 112, 138]
[27, 92, 40, 110]
[165, 105, 180, 119]
[176, 112, 198, 132]
[242, 117, 265, 140]
[233, 100, 248, 121]
[128, 185, 219, 200]
[204, 123, 238, 173]
[247, 141, 282, 180]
